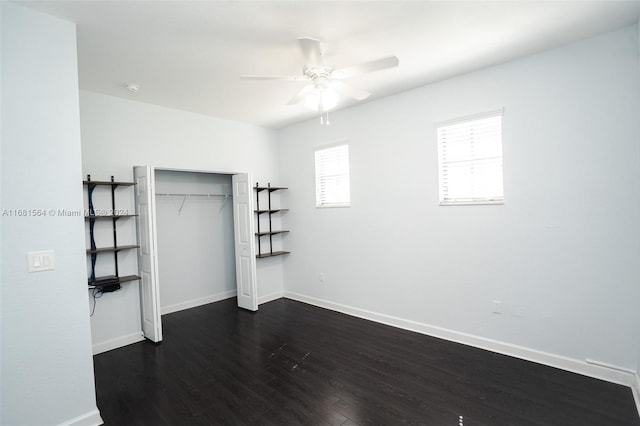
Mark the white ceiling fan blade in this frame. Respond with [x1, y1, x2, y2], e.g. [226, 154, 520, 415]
[297, 37, 324, 66]
[287, 85, 315, 105]
[331, 81, 371, 101]
[240, 75, 308, 81]
[332, 56, 399, 79]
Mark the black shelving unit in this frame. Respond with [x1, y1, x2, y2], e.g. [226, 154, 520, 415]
[254, 182, 289, 258]
[84, 175, 140, 289]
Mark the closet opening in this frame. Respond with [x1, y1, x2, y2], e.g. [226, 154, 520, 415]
[154, 169, 236, 316]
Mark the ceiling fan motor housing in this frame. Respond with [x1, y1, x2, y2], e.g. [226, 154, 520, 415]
[303, 65, 333, 87]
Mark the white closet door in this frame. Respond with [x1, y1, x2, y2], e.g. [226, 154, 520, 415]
[134, 165, 163, 342]
[232, 173, 258, 311]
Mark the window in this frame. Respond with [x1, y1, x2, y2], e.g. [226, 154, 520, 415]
[315, 143, 350, 207]
[437, 111, 504, 205]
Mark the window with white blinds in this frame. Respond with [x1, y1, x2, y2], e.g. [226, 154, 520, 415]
[315, 143, 350, 207]
[437, 111, 504, 205]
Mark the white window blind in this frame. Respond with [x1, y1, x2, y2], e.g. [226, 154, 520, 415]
[315, 143, 350, 207]
[437, 112, 504, 205]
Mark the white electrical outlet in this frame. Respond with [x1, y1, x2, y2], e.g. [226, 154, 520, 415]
[28, 250, 55, 272]
[319, 273, 325, 283]
[492, 300, 502, 314]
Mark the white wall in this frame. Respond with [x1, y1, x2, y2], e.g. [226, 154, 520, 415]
[155, 170, 236, 314]
[278, 26, 640, 375]
[79, 91, 284, 352]
[1, 3, 101, 425]
[637, 18, 640, 384]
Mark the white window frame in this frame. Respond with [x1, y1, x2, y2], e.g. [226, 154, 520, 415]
[314, 142, 351, 208]
[436, 109, 504, 206]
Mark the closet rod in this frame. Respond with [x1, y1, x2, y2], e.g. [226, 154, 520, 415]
[155, 193, 232, 198]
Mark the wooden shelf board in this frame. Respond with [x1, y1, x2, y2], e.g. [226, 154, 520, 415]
[254, 209, 289, 214]
[256, 251, 290, 259]
[255, 230, 289, 237]
[86, 244, 140, 254]
[83, 180, 136, 186]
[85, 214, 138, 220]
[254, 186, 287, 192]
[88, 274, 140, 287]
[117, 275, 141, 283]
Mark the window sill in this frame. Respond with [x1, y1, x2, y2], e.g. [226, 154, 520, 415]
[316, 203, 351, 209]
[439, 200, 504, 206]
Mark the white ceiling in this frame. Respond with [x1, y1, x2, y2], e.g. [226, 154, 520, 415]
[20, 1, 640, 129]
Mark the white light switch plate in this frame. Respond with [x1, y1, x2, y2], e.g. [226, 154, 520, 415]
[28, 250, 55, 272]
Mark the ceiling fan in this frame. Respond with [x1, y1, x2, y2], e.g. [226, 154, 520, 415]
[241, 37, 399, 124]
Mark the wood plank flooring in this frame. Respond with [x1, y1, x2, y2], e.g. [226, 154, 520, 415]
[93, 298, 640, 425]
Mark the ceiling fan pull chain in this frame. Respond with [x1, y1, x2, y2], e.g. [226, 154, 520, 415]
[320, 90, 324, 124]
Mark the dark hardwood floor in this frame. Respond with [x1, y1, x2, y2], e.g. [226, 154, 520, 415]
[94, 298, 639, 425]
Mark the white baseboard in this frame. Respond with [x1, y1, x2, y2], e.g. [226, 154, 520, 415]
[632, 373, 640, 417]
[258, 290, 284, 305]
[92, 331, 145, 355]
[57, 408, 103, 426]
[284, 291, 637, 390]
[161, 290, 236, 315]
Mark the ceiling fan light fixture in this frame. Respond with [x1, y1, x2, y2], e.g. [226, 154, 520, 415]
[304, 87, 339, 111]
